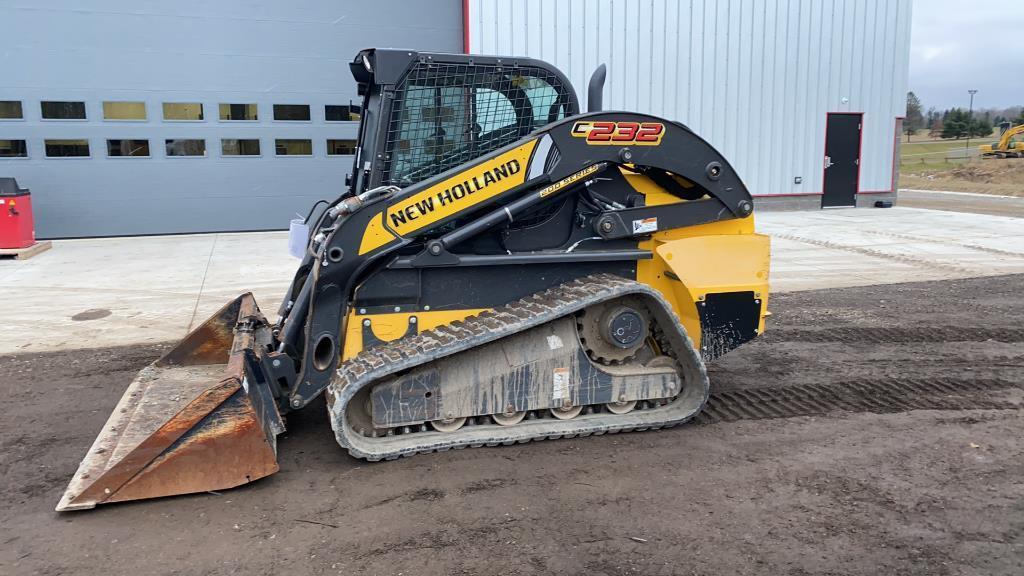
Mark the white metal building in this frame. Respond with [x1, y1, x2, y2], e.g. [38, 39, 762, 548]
[468, 0, 913, 209]
[1, 1, 912, 239]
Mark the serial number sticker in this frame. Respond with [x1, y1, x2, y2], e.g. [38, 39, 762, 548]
[552, 367, 570, 402]
[632, 217, 658, 234]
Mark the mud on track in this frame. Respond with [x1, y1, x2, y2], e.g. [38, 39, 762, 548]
[1, 275, 1022, 576]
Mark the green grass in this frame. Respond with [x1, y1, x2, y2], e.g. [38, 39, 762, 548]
[898, 138, 995, 172]
[901, 139, 982, 158]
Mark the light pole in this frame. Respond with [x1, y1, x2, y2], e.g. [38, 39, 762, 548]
[966, 89, 978, 155]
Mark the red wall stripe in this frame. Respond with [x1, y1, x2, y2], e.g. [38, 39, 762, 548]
[462, 0, 471, 53]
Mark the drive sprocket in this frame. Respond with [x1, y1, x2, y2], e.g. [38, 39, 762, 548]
[576, 297, 650, 364]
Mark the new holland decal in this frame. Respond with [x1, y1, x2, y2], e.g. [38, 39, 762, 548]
[358, 139, 538, 254]
[388, 158, 523, 230]
[571, 121, 666, 146]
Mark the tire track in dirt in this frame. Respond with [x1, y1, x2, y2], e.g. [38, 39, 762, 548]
[697, 377, 1021, 425]
[763, 326, 1024, 344]
[712, 320, 1023, 424]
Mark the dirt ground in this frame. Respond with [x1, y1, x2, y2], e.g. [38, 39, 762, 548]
[900, 157, 1024, 197]
[898, 190, 1024, 219]
[2, 275, 1023, 576]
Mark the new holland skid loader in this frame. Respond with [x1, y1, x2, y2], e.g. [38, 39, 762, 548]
[58, 49, 770, 511]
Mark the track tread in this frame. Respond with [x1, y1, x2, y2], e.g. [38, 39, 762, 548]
[765, 326, 1024, 344]
[328, 274, 709, 460]
[701, 377, 1020, 424]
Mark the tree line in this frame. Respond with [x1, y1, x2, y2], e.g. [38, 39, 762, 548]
[905, 91, 1023, 141]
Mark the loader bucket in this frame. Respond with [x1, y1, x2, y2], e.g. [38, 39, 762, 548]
[56, 294, 284, 511]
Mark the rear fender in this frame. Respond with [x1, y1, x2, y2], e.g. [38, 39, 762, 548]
[655, 234, 770, 359]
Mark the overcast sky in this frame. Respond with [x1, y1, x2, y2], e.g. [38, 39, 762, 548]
[910, 2, 1024, 111]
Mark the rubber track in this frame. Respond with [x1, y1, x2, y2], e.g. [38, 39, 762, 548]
[328, 274, 709, 461]
[764, 326, 1024, 344]
[695, 377, 1022, 425]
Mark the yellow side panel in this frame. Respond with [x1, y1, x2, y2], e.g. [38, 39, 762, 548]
[657, 235, 771, 294]
[342, 308, 489, 360]
[627, 169, 770, 342]
[642, 234, 771, 343]
[358, 212, 397, 255]
[636, 245, 704, 344]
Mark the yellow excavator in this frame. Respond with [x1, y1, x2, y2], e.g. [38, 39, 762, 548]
[57, 49, 770, 511]
[980, 122, 1024, 158]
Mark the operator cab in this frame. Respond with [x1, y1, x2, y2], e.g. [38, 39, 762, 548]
[346, 49, 580, 194]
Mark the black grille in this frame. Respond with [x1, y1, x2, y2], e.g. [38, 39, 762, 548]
[383, 61, 571, 188]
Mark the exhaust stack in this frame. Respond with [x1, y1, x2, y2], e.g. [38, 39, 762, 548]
[587, 64, 607, 112]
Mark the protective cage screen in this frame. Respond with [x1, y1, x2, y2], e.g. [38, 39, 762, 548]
[382, 61, 572, 187]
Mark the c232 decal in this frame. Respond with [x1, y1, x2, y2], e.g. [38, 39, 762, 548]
[571, 121, 665, 146]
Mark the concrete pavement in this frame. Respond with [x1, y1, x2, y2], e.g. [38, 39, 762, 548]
[759, 205, 1024, 291]
[2, 206, 1023, 354]
[0, 232, 295, 353]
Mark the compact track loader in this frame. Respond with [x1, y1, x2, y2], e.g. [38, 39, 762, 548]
[58, 49, 770, 511]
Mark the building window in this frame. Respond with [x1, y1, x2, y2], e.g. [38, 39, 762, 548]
[275, 139, 313, 156]
[222, 138, 261, 156]
[165, 139, 206, 156]
[45, 139, 90, 157]
[163, 102, 204, 121]
[273, 104, 311, 121]
[0, 140, 28, 157]
[325, 104, 361, 122]
[107, 139, 150, 157]
[41, 101, 87, 120]
[219, 103, 258, 121]
[103, 101, 147, 121]
[0, 101, 23, 120]
[327, 139, 357, 156]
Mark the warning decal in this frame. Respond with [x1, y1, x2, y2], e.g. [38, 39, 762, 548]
[632, 217, 658, 234]
[552, 367, 570, 402]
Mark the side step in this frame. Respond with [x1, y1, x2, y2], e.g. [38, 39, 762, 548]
[56, 294, 284, 511]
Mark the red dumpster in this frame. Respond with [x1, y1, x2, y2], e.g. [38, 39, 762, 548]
[0, 178, 36, 249]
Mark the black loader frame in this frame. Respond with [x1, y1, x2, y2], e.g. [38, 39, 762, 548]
[269, 49, 754, 412]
